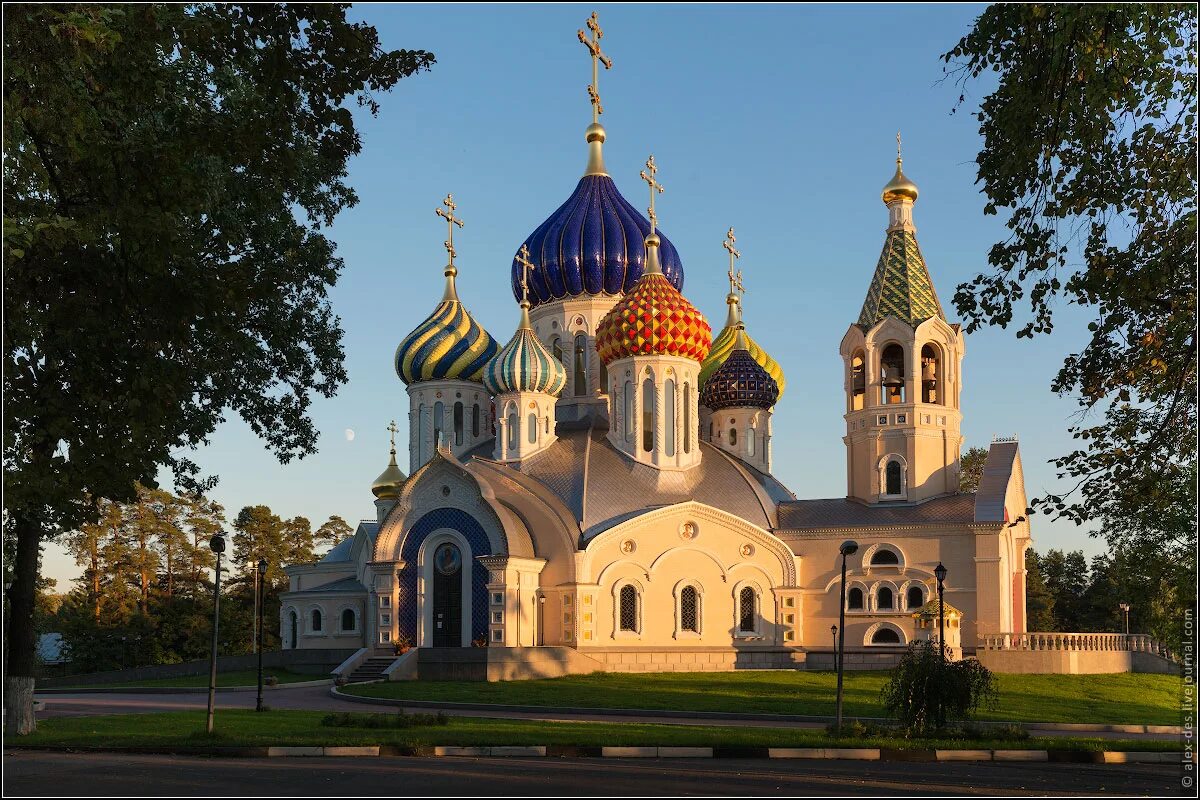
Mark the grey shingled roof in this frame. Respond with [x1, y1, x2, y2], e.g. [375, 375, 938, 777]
[304, 575, 365, 593]
[974, 440, 1019, 523]
[484, 419, 792, 540]
[776, 493, 978, 530]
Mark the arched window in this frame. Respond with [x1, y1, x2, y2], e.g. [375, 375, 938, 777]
[574, 334, 587, 396]
[507, 409, 518, 449]
[545, 415, 551, 434]
[623, 380, 634, 442]
[433, 401, 444, 447]
[886, 460, 902, 495]
[664, 379, 676, 457]
[453, 402, 464, 446]
[876, 586, 894, 610]
[551, 336, 562, 363]
[871, 549, 900, 566]
[341, 608, 356, 632]
[311, 608, 323, 633]
[642, 378, 654, 453]
[599, 359, 608, 393]
[683, 383, 692, 453]
[738, 586, 757, 633]
[619, 585, 639, 632]
[848, 587, 864, 610]
[871, 627, 902, 644]
[680, 585, 700, 633]
[880, 344, 906, 404]
[906, 586, 924, 609]
[850, 350, 866, 410]
[708, 421, 713, 441]
[527, 412, 537, 444]
[472, 404, 481, 437]
[921, 344, 940, 404]
[729, 427, 738, 446]
[418, 404, 429, 464]
[289, 610, 298, 649]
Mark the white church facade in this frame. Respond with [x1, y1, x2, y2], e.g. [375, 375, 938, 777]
[280, 13, 1033, 675]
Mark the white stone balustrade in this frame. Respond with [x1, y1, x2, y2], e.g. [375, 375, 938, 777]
[980, 632, 1177, 662]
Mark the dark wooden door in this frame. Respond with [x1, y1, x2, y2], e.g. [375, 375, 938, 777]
[432, 542, 463, 647]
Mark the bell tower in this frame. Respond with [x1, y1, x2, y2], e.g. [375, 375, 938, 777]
[841, 137, 965, 504]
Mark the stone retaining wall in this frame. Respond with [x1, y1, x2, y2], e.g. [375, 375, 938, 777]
[37, 648, 358, 688]
[583, 648, 806, 672]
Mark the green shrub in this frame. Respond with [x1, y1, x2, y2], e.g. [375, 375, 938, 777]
[880, 641, 998, 737]
[319, 711, 448, 729]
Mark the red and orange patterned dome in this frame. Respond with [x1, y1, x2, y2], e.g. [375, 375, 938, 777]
[596, 240, 712, 365]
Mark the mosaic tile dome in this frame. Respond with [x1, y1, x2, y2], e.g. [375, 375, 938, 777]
[699, 343, 780, 411]
[482, 308, 568, 396]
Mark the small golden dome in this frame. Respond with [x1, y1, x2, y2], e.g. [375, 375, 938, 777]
[882, 159, 919, 205]
[585, 122, 606, 143]
[371, 450, 406, 499]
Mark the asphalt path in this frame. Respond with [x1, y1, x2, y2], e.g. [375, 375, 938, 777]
[3, 751, 1190, 796]
[33, 685, 1184, 742]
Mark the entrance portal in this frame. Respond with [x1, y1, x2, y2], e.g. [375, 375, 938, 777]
[431, 542, 463, 647]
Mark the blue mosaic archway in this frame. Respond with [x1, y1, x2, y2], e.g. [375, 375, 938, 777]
[398, 508, 498, 646]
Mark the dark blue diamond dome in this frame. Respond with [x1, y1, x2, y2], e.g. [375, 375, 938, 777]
[512, 174, 684, 308]
[699, 347, 780, 411]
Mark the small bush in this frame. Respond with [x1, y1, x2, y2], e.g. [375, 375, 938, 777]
[264, 675, 279, 687]
[320, 711, 448, 729]
[880, 641, 999, 737]
[825, 719, 891, 738]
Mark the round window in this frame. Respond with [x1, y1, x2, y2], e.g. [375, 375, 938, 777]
[434, 543, 462, 576]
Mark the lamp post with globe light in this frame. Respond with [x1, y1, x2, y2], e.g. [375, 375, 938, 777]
[835, 540, 858, 733]
[206, 533, 226, 734]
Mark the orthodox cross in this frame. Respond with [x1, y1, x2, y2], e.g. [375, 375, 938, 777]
[577, 11, 612, 123]
[723, 227, 744, 299]
[514, 243, 537, 306]
[639, 155, 664, 234]
[896, 130, 902, 162]
[435, 194, 464, 266]
[386, 420, 399, 452]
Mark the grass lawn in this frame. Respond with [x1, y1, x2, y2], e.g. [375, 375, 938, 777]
[340, 671, 1183, 727]
[53, 668, 322, 690]
[8, 710, 1179, 752]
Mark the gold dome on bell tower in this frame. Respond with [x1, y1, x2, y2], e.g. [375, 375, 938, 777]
[881, 132, 919, 205]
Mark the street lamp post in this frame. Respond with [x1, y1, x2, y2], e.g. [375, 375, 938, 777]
[934, 562, 948, 661]
[206, 534, 226, 734]
[835, 540, 858, 733]
[538, 595, 546, 647]
[256, 558, 268, 713]
[250, 561, 259, 655]
[1119, 602, 1131, 639]
[830, 625, 838, 672]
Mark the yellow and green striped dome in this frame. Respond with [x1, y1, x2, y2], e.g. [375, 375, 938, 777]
[395, 271, 499, 385]
[699, 298, 785, 398]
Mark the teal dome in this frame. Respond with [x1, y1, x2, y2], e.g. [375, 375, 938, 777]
[483, 306, 567, 396]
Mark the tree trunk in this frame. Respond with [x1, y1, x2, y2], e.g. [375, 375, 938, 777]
[5, 510, 42, 735]
[91, 540, 100, 621]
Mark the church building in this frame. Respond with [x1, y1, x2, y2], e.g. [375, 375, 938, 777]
[280, 12, 1033, 675]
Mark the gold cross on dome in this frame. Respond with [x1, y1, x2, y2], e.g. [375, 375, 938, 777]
[435, 194, 464, 266]
[387, 420, 399, 449]
[723, 227, 744, 297]
[578, 11, 612, 124]
[896, 130, 902, 162]
[639, 155, 664, 234]
[514, 243, 537, 305]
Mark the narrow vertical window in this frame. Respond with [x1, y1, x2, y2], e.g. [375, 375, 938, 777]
[619, 585, 639, 632]
[642, 378, 654, 452]
[623, 380, 633, 442]
[599, 359, 609, 392]
[551, 336, 562, 363]
[341, 609, 356, 632]
[527, 412, 537, 444]
[574, 334, 587, 396]
[746, 426, 755, 457]
[664, 379, 676, 457]
[472, 404, 481, 437]
[418, 404, 428, 464]
[738, 587, 756, 634]
[507, 410, 518, 449]
[311, 609, 323, 633]
[453, 402, 464, 446]
[433, 401, 444, 447]
[729, 427, 738, 446]
[683, 383, 691, 453]
[680, 586, 699, 633]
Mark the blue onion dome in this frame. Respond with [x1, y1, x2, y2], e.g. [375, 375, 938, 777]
[699, 328, 780, 411]
[483, 302, 568, 396]
[395, 265, 500, 385]
[511, 124, 685, 308]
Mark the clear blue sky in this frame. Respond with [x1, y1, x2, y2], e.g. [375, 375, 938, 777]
[42, 3, 1106, 587]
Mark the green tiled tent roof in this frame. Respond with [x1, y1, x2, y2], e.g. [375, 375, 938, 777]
[857, 229, 945, 328]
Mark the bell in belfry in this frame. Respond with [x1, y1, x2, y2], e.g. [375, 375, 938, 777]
[882, 365, 904, 388]
[922, 358, 937, 386]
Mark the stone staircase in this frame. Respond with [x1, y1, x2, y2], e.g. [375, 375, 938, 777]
[344, 656, 398, 683]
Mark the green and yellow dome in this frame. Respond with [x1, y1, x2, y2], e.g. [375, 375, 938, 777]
[699, 295, 785, 397]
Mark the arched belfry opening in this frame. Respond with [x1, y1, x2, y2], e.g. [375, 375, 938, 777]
[880, 343, 906, 404]
[921, 344, 940, 404]
[850, 350, 866, 410]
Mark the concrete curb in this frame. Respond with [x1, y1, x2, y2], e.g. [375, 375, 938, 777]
[328, 687, 1184, 736]
[36, 679, 333, 695]
[6, 744, 1186, 763]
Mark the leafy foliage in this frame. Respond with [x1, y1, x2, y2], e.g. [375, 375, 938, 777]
[942, 5, 1197, 531]
[958, 446, 990, 493]
[880, 641, 999, 736]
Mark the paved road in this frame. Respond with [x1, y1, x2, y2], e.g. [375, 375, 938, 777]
[3, 751, 1190, 796]
[34, 686, 1184, 742]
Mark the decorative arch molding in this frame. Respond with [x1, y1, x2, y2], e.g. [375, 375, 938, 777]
[862, 541, 907, 570]
[863, 316, 917, 351]
[612, 576, 644, 638]
[864, 620, 908, 646]
[580, 501, 798, 587]
[648, 546, 728, 581]
[336, 604, 361, 634]
[305, 603, 325, 635]
[871, 579, 900, 612]
[899, 578, 931, 610]
[672, 578, 705, 638]
[281, 606, 298, 649]
[876, 453, 909, 501]
[820, 565, 941, 594]
[595, 558, 653, 587]
[374, 450, 510, 562]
